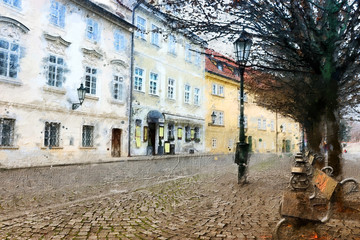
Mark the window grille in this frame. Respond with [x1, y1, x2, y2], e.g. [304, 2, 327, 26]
[194, 88, 200, 105]
[0, 118, 15, 146]
[82, 125, 94, 147]
[49, 0, 65, 28]
[44, 122, 60, 147]
[136, 16, 146, 39]
[184, 84, 190, 103]
[149, 73, 158, 95]
[167, 78, 175, 99]
[114, 30, 126, 51]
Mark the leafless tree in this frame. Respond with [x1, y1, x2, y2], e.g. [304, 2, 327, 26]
[146, 0, 360, 177]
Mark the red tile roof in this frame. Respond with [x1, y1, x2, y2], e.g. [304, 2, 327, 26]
[205, 48, 251, 83]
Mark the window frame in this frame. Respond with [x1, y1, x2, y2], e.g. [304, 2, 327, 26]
[112, 75, 124, 101]
[167, 78, 175, 100]
[86, 18, 100, 42]
[136, 16, 146, 40]
[184, 84, 191, 103]
[149, 72, 158, 95]
[168, 34, 176, 55]
[84, 66, 97, 95]
[49, 0, 65, 28]
[0, 38, 20, 79]
[185, 43, 192, 62]
[134, 67, 144, 92]
[151, 24, 160, 47]
[47, 54, 65, 88]
[194, 87, 200, 105]
[114, 30, 126, 52]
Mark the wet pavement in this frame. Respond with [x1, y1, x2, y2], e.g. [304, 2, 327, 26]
[0, 154, 359, 239]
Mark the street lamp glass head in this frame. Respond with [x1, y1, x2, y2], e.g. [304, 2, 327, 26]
[77, 83, 86, 104]
[234, 30, 253, 66]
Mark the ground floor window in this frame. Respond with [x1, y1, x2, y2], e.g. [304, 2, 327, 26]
[82, 125, 94, 147]
[168, 124, 175, 141]
[44, 122, 60, 147]
[0, 118, 15, 146]
[212, 138, 217, 148]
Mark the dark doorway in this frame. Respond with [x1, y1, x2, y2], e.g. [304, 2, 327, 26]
[148, 123, 156, 155]
[247, 136, 252, 152]
[111, 128, 121, 157]
[285, 140, 291, 153]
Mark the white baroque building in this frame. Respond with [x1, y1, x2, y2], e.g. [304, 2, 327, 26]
[0, 0, 133, 168]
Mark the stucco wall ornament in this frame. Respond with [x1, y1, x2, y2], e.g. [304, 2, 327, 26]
[110, 59, 128, 72]
[0, 17, 29, 41]
[44, 33, 71, 55]
[82, 48, 103, 65]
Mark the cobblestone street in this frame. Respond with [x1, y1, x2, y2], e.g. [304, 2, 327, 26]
[0, 155, 360, 239]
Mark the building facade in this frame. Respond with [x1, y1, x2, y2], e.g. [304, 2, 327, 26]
[0, 0, 133, 168]
[130, 2, 206, 156]
[205, 49, 300, 154]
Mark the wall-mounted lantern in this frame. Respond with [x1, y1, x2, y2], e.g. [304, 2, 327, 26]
[72, 84, 86, 110]
[211, 111, 217, 124]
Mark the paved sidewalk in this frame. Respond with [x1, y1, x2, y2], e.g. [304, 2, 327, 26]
[0, 155, 359, 239]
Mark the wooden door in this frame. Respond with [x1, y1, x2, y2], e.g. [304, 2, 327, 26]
[111, 128, 121, 157]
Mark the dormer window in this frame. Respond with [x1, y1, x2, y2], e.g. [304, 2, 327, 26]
[217, 62, 223, 71]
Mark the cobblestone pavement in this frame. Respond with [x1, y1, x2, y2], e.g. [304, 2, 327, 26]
[0, 155, 360, 239]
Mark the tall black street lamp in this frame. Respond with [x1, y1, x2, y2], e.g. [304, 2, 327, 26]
[233, 29, 252, 184]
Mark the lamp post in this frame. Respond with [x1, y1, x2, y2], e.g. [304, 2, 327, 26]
[233, 29, 252, 184]
[211, 111, 217, 124]
[72, 83, 86, 110]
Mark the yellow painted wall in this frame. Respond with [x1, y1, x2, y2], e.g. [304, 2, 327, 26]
[205, 72, 301, 154]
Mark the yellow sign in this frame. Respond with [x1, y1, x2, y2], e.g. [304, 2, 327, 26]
[178, 128, 182, 139]
[159, 126, 164, 138]
[135, 126, 141, 148]
[165, 142, 170, 153]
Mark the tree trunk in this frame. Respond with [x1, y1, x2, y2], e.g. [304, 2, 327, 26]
[305, 119, 325, 170]
[326, 109, 343, 178]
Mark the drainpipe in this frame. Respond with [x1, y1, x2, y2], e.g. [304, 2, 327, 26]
[128, 0, 143, 157]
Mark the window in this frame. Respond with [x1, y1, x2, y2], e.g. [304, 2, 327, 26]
[213, 111, 224, 125]
[44, 122, 60, 147]
[257, 119, 262, 129]
[184, 84, 190, 103]
[47, 55, 65, 87]
[149, 72, 158, 95]
[85, 66, 97, 95]
[168, 124, 174, 140]
[168, 34, 176, 54]
[82, 125, 94, 147]
[151, 24, 160, 46]
[0, 39, 20, 79]
[167, 78, 175, 99]
[212, 138, 217, 148]
[194, 88, 200, 105]
[114, 30, 126, 51]
[134, 67, 144, 91]
[262, 119, 267, 130]
[2, 0, 21, 8]
[0, 118, 15, 146]
[211, 83, 224, 97]
[194, 51, 201, 66]
[86, 18, 100, 41]
[217, 62, 223, 71]
[194, 127, 200, 139]
[185, 44, 192, 62]
[136, 16, 146, 39]
[270, 120, 275, 131]
[185, 126, 191, 141]
[49, 0, 65, 28]
[113, 75, 123, 101]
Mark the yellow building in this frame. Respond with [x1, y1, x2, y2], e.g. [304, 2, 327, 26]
[205, 49, 300, 154]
